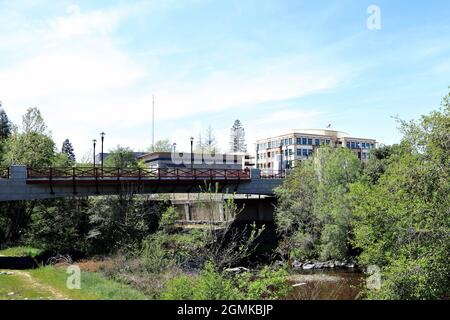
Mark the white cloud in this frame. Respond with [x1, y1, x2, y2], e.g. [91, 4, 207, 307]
[0, 2, 349, 158]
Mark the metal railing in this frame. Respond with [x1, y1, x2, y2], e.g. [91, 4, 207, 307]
[27, 167, 252, 181]
[259, 169, 290, 179]
[0, 167, 9, 179]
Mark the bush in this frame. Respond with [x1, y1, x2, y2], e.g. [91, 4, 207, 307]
[161, 262, 241, 300]
[159, 206, 179, 232]
[161, 262, 291, 300]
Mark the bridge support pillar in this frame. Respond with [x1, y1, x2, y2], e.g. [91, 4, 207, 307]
[184, 203, 192, 220]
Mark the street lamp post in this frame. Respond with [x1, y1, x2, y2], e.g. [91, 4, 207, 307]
[172, 143, 177, 153]
[190, 137, 194, 172]
[93, 139, 97, 174]
[279, 142, 283, 175]
[100, 132, 105, 176]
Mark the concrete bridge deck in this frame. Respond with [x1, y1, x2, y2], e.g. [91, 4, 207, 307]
[0, 166, 285, 201]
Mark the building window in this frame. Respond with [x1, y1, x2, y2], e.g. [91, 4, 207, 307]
[308, 138, 312, 145]
[315, 138, 320, 146]
[356, 142, 360, 149]
[303, 149, 308, 157]
[285, 149, 288, 156]
[296, 137, 301, 145]
[346, 142, 350, 148]
[268, 142, 271, 149]
[289, 138, 293, 145]
[284, 138, 289, 145]
[302, 137, 307, 145]
[362, 143, 366, 148]
[308, 149, 313, 156]
[297, 149, 302, 156]
[351, 142, 355, 149]
[289, 149, 293, 156]
[325, 139, 330, 145]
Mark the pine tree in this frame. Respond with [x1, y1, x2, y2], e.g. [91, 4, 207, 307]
[0, 101, 12, 140]
[61, 138, 76, 162]
[229, 120, 247, 152]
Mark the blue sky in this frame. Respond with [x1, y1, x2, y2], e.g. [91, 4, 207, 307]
[0, 0, 449, 158]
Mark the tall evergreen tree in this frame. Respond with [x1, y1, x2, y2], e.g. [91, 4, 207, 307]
[61, 138, 76, 162]
[229, 119, 247, 152]
[0, 101, 12, 140]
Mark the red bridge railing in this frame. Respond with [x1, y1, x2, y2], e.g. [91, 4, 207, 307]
[27, 167, 251, 181]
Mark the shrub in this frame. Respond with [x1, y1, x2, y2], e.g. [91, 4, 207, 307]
[159, 206, 179, 232]
[161, 262, 241, 300]
[161, 262, 291, 300]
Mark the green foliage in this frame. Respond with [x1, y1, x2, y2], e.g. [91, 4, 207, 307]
[21, 107, 47, 134]
[30, 266, 148, 300]
[275, 146, 360, 261]
[61, 138, 76, 162]
[87, 195, 165, 254]
[0, 201, 33, 243]
[351, 92, 450, 299]
[362, 144, 401, 184]
[159, 206, 179, 232]
[2, 132, 55, 167]
[52, 152, 75, 167]
[104, 145, 141, 168]
[0, 246, 43, 258]
[161, 262, 290, 300]
[236, 266, 291, 300]
[25, 198, 91, 254]
[0, 101, 12, 140]
[148, 139, 172, 152]
[2, 107, 56, 167]
[140, 233, 176, 273]
[161, 262, 241, 300]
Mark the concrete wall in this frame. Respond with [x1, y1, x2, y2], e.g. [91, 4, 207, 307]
[172, 197, 277, 223]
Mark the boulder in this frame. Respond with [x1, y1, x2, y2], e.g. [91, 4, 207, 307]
[302, 263, 315, 270]
[224, 267, 249, 274]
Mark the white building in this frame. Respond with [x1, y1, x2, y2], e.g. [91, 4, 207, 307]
[255, 129, 377, 170]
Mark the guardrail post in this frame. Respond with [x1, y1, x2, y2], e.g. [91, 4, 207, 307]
[95, 167, 99, 194]
[250, 169, 260, 180]
[72, 167, 77, 194]
[49, 167, 54, 195]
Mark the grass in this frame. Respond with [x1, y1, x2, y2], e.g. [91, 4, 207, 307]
[29, 266, 148, 300]
[0, 271, 54, 300]
[0, 246, 43, 258]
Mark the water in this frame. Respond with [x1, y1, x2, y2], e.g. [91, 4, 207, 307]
[287, 270, 365, 300]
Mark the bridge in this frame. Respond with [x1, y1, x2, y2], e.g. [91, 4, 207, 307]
[0, 166, 285, 201]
